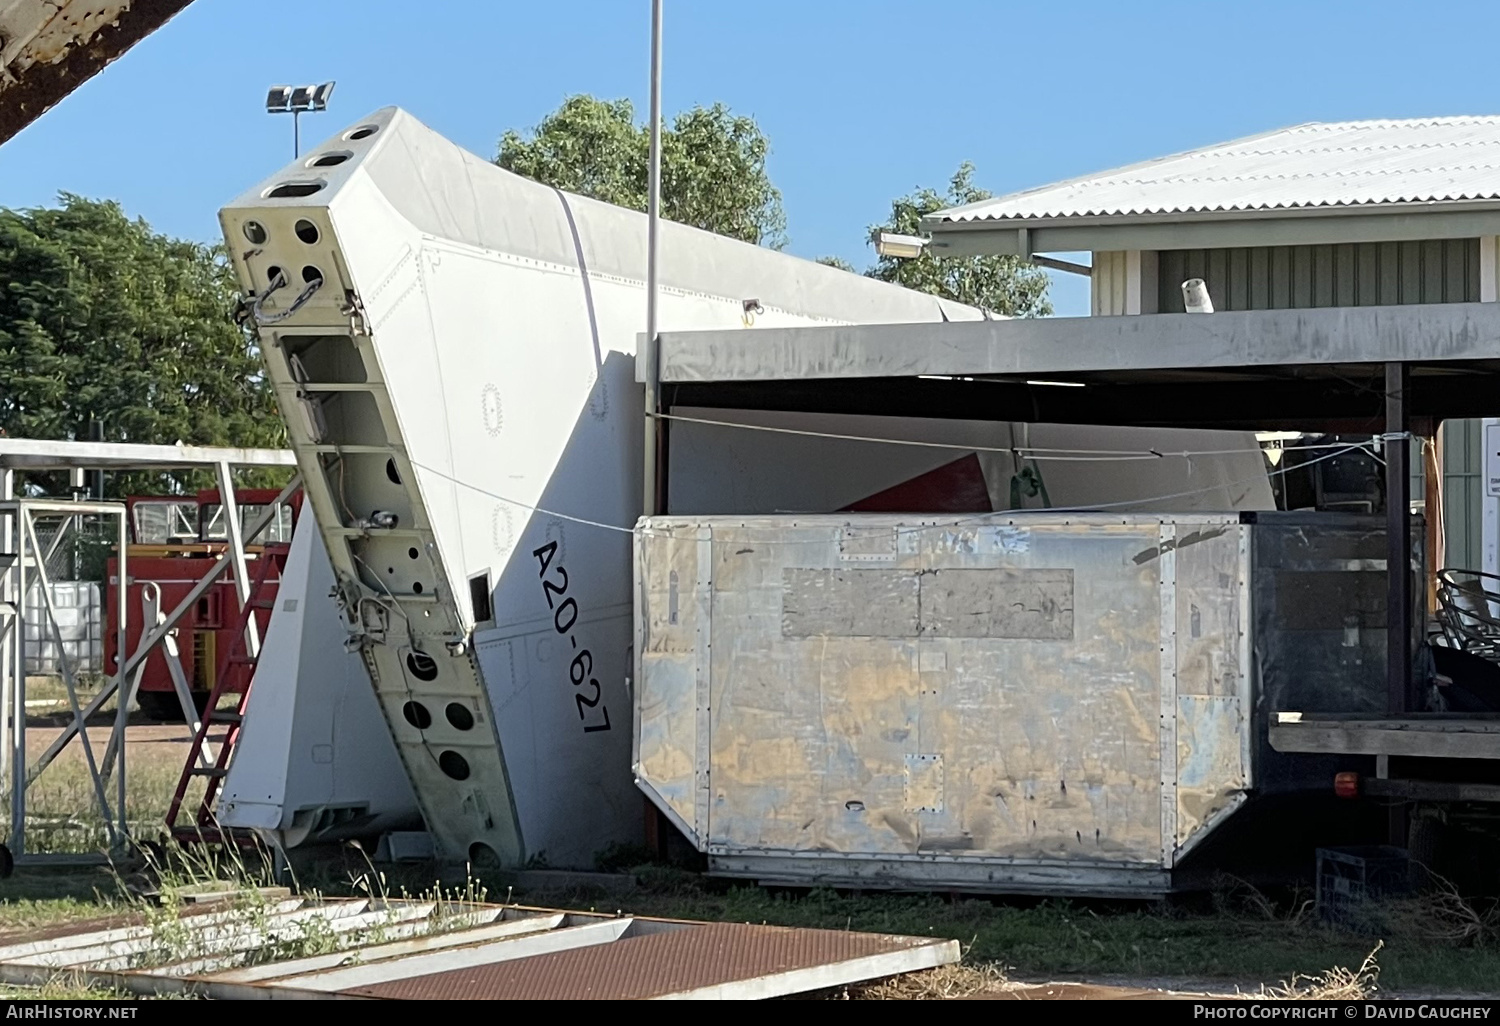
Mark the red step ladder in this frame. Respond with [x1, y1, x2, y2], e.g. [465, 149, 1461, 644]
[164, 543, 289, 844]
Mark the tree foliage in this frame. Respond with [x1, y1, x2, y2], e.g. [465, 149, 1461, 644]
[0, 194, 283, 494]
[498, 95, 787, 248]
[866, 163, 1052, 317]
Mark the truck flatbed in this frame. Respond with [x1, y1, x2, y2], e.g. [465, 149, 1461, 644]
[1270, 711, 1500, 760]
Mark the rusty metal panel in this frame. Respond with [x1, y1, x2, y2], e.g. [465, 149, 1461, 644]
[1168, 524, 1243, 697]
[1175, 695, 1248, 853]
[635, 527, 706, 842]
[0, 900, 959, 1000]
[0, 1, 195, 146]
[342, 922, 942, 1001]
[637, 513, 1255, 888]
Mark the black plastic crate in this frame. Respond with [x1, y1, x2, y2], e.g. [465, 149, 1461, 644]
[1316, 845, 1412, 928]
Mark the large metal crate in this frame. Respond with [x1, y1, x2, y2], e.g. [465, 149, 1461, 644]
[632, 511, 1398, 895]
[633, 512, 1254, 895]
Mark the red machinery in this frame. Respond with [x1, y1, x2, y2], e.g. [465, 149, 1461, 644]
[104, 488, 301, 722]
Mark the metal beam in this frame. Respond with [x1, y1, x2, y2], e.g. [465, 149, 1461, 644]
[655, 301, 1500, 385]
[215, 461, 261, 659]
[925, 207, 1500, 257]
[21, 512, 117, 840]
[1269, 714, 1500, 760]
[1386, 362, 1413, 716]
[0, 439, 294, 472]
[666, 366, 1500, 433]
[1362, 777, 1500, 802]
[666, 376, 1351, 428]
[1029, 254, 1091, 276]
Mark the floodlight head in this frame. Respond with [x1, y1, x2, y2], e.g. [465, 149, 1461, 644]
[1182, 278, 1215, 314]
[290, 85, 315, 111]
[266, 85, 292, 112]
[874, 231, 929, 260]
[311, 81, 335, 110]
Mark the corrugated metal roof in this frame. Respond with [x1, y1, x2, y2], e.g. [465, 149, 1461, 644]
[929, 116, 1500, 225]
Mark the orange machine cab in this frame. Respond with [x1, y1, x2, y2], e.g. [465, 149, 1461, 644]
[104, 488, 302, 722]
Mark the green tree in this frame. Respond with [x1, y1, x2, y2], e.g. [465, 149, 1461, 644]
[866, 163, 1051, 317]
[0, 194, 284, 494]
[498, 95, 787, 248]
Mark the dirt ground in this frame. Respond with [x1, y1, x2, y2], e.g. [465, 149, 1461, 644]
[978, 982, 1201, 1000]
[23, 720, 227, 761]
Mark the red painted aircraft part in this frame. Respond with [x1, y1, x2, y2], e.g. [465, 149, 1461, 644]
[841, 453, 993, 514]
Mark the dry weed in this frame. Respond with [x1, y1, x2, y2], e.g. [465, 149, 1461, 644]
[839, 961, 1009, 1000]
[1253, 941, 1382, 1001]
[1382, 874, 1500, 948]
[1211, 872, 1313, 926]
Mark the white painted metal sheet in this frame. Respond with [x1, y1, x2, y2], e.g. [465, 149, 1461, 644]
[219, 520, 419, 845]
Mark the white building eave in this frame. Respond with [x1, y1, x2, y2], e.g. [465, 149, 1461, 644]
[926, 200, 1500, 257]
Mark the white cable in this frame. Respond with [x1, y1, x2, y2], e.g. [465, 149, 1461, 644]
[407, 441, 1374, 545]
[408, 459, 637, 534]
[650, 411, 1408, 463]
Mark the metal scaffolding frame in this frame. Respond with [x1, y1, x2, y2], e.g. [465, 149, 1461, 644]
[0, 440, 298, 871]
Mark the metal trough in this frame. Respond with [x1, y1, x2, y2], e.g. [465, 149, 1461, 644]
[0, 897, 958, 1000]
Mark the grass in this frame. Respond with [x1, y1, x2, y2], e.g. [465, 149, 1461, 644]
[2, 745, 1498, 1000]
[2, 750, 182, 856]
[23, 674, 112, 709]
[0, 857, 1493, 999]
[0, 978, 135, 1000]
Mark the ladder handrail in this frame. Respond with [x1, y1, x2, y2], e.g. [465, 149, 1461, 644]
[164, 543, 289, 836]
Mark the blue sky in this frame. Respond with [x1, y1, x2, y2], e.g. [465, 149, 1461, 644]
[6, 0, 1500, 315]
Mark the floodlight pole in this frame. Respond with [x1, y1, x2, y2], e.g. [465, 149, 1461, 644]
[643, 0, 664, 517]
[293, 110, 301, 159]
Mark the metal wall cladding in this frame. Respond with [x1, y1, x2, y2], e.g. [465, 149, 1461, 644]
[1156, 239, 1480, 313]
[1152, 240, 1479, 581]
[634, 514, 1253, 879]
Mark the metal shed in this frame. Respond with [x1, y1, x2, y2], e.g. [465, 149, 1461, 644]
[632, 300, 1500, 892]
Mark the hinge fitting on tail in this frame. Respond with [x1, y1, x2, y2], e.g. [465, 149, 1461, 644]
[341, 290, 371, 337]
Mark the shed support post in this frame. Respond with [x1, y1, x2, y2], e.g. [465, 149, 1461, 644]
[1385, 361, 1413, 850]
[1385, 361, 1413, 717]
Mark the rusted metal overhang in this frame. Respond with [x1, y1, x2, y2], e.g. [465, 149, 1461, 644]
[0, 0, 195, 146]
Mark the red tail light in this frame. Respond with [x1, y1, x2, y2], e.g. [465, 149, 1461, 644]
[1334, 772, 1360, 799]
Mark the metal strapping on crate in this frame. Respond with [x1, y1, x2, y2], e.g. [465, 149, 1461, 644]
[0, 897, 959, 1000]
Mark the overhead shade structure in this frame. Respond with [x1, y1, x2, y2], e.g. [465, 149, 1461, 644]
[0, 0, 196, 146]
